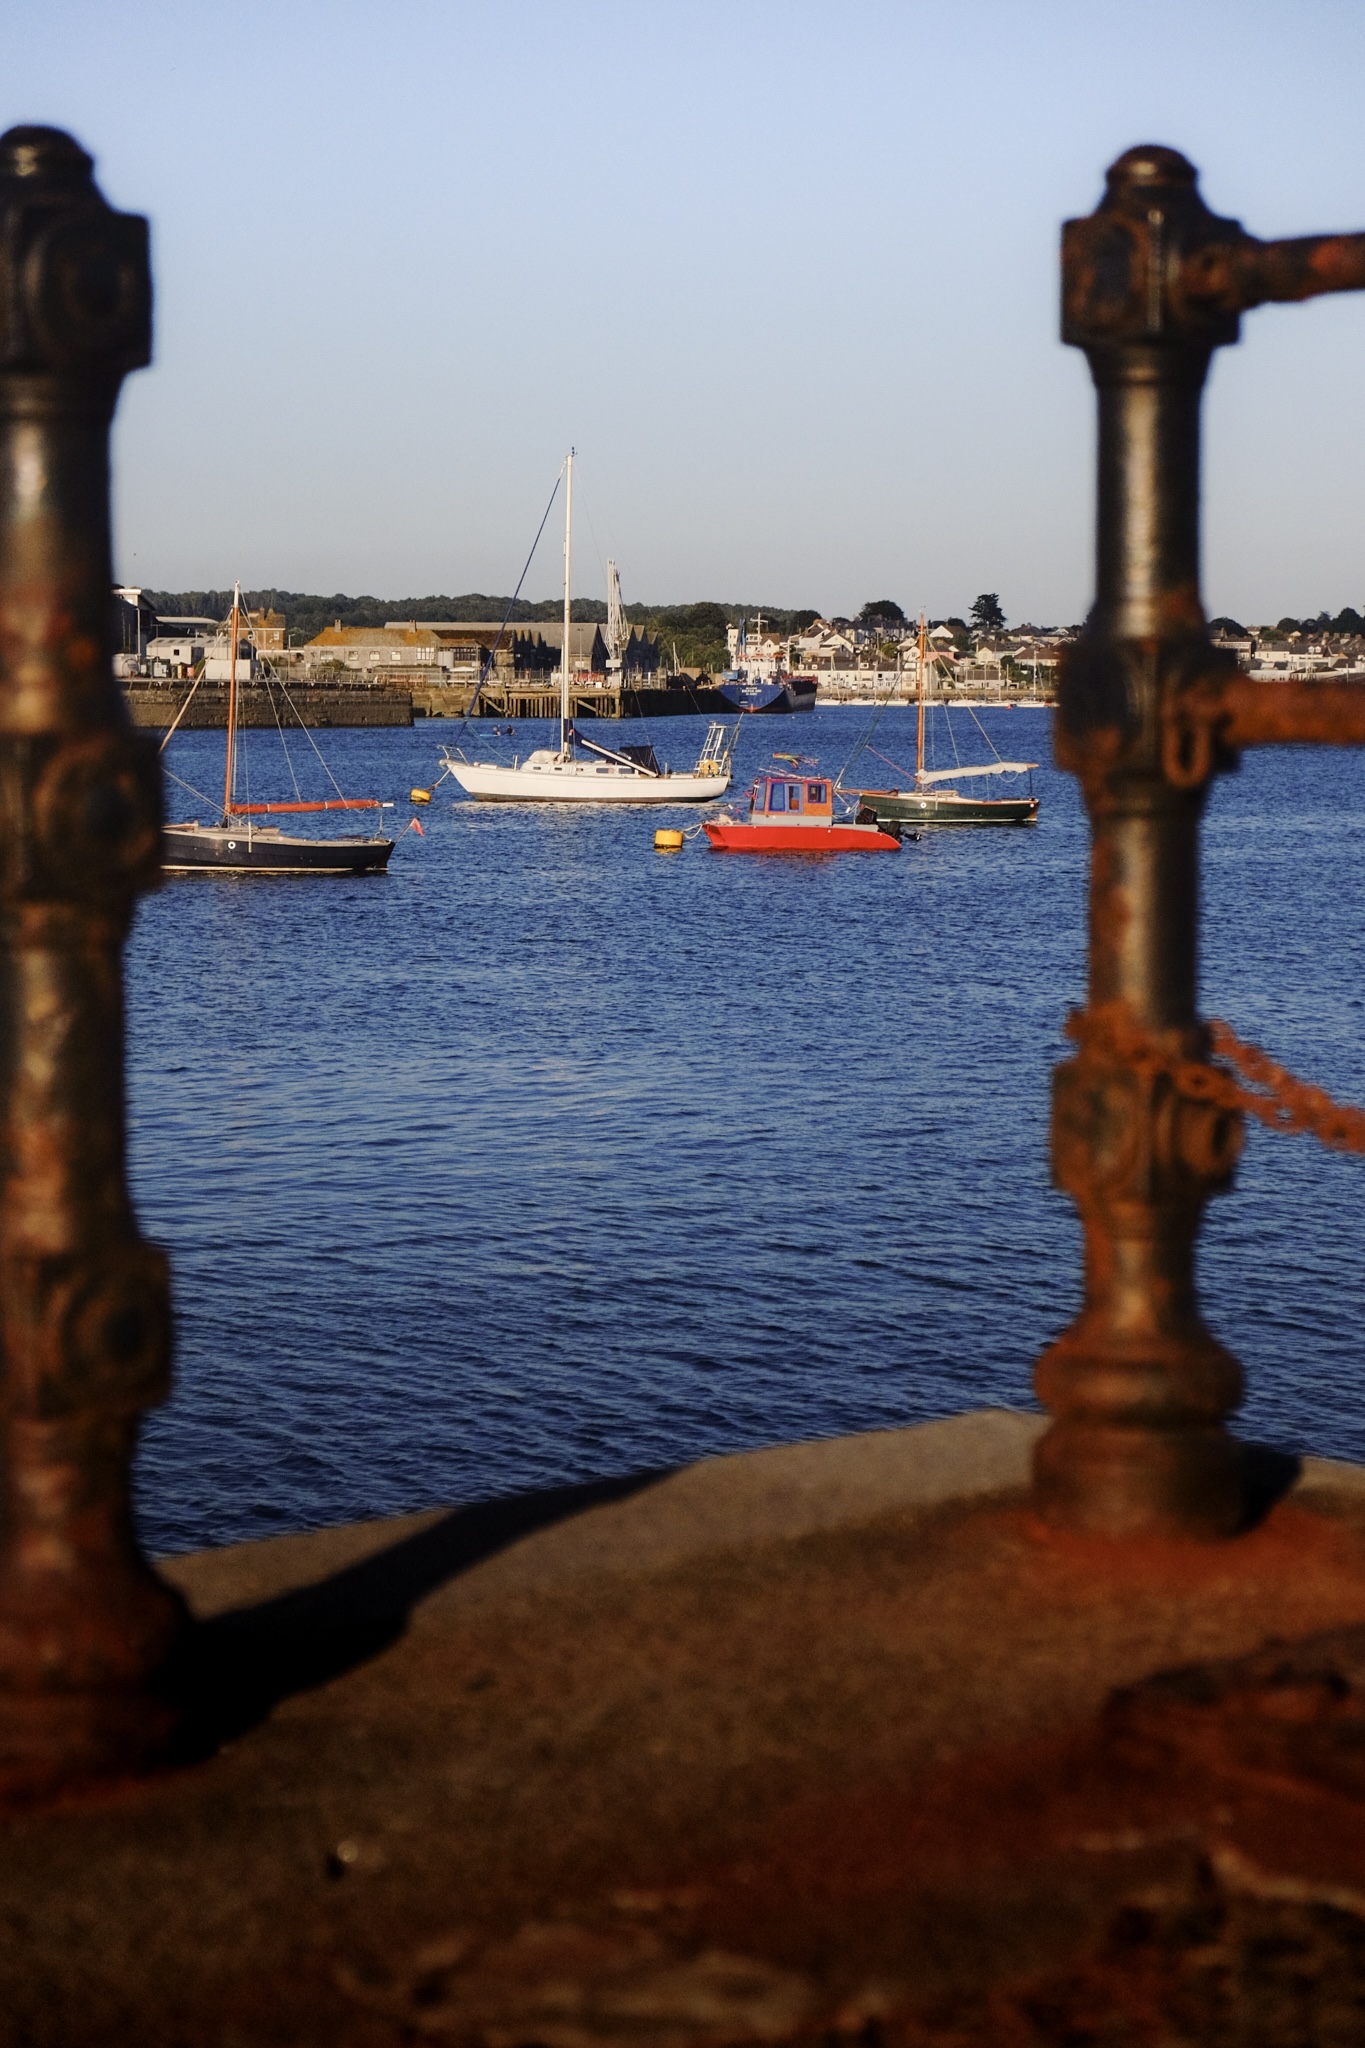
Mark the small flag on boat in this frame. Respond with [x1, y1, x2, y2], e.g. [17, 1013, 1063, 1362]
[407, 817, 425, 835]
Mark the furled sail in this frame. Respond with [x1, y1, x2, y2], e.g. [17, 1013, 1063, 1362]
[916, 761, 1038, 785]
[226, 799, 381, 814]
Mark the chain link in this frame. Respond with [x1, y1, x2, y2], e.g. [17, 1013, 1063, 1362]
[1066, 1009, 1365, 1157]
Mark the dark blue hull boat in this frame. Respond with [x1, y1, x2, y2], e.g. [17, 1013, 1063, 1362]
[715, 673, 818, 714]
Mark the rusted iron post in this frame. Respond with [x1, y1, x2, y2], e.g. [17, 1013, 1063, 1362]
[0, 127, 183, 1799]
[1036, 145, 1365, 1537]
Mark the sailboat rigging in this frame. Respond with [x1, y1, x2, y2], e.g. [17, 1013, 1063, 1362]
[849, 613, 1040, 828]
[161, 584, 396, 874]
[441, 452, 737, 804]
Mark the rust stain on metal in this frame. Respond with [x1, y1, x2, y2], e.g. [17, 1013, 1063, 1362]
[1038, 145, 1365, 1539]
[0, 126, 184, 1805]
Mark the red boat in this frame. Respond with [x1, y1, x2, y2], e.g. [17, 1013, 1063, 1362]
[703, 768, 902, 853]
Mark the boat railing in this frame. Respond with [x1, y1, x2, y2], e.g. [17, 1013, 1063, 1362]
[695, 721, 739, 778]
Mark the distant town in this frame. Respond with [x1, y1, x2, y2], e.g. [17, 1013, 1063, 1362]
[112, 586, 1365, 726]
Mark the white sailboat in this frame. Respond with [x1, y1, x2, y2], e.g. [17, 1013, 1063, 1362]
[441, 452, 736, 805]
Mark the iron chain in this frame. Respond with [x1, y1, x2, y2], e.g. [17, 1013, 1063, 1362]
[1066, 1009, 1365, 1158]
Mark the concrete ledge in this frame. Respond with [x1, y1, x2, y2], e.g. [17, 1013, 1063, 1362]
[160, 1408, 1045, 1616]
[6, 1409, 1365, 2045]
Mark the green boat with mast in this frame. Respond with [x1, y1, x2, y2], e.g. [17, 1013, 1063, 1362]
[849, 613, 1040, 827]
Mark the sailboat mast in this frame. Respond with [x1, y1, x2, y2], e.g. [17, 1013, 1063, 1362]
[560, 450, 573, 753]
[916, 610, 927, 785]
[223, 582, 241, 816]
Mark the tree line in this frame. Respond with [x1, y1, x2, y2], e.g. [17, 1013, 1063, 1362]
[140, 589, 1027, 675]
[140, 592, 829, 676]
[1209, 610, 1365, 638]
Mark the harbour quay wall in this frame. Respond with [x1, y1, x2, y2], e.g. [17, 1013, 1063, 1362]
[124, 685, 413, 728]
[468, 681, 725, 719]
[410, 682, 479, 717]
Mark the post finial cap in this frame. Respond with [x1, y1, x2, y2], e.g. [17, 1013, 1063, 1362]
[1105, 145, 1199, 197]
[0, 125, 150, 380]
[0, 127, 95, 187]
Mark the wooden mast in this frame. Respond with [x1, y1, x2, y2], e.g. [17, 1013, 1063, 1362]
[559, 451, 573, 756]
[916, 610, 927, 784]
[222, 582, 241, 817]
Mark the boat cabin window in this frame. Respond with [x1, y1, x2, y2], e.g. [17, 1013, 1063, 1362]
[788, 784, 803, 809]
[806, 783, 827, 805]
[766, 782, 786, 812]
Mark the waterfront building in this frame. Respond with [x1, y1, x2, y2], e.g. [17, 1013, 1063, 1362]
[113, 587, 158, 673]
[248, 607, 285, 650]
[302, 621, 488, 680]
[619, 627, 661, 678]
[114, 591, 271, 682]
[300, 619, 659, 685]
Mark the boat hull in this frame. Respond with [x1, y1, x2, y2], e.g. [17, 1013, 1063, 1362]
[702, 820, 900, 853]
[163, 825, 394, 874]
[854, 788, 1040, 827]
[715, 676, 818, 714]
[619, 682, 729, 717]
[447, 762, 730, 804]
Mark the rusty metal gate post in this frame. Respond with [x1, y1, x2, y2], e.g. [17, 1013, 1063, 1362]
[0, 127, 184, 1799]
[1036, 145, 1365, 1536]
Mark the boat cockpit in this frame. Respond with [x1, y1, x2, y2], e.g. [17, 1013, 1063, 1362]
[748, 773, 833, 824]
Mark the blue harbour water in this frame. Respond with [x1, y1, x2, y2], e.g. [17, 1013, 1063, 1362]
[129, 707, 1365, 1555]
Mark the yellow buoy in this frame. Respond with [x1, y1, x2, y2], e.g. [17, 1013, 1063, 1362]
[409, 787, 432, 803]
[654, 828, 685, 852]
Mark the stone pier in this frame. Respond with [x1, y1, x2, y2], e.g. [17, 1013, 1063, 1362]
[7, 1412, 1365, 2041]
[125, 686, 413, 728]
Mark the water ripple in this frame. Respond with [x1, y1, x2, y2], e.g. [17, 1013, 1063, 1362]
[126, 711, 1365, 1552]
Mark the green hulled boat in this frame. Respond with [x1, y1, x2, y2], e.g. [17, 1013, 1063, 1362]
[855, 781, 1039, 827]
[849, 614, 1040, 829]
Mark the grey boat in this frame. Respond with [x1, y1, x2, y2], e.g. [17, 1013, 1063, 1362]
[163, 822, 393, 875]
[159, 584, 393, 876]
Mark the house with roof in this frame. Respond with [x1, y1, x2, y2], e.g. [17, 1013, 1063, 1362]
[248, 607, 285, 651]
[787, 620, 857, 672]
[300, 619, 659, 686]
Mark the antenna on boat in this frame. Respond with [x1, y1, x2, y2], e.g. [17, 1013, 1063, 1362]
[560, 449, 574, 757]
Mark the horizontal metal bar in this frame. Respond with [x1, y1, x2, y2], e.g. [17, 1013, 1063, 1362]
[1208, 676, 1365, 749]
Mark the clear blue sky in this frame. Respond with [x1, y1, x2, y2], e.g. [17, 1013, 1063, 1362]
[9, 0, 1365, 622]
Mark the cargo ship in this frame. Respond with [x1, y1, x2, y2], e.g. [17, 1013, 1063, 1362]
[716, 615, 818, 713]
[715, 672, 818, 714]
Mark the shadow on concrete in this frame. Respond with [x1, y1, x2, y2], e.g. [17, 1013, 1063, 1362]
[1241, 1443, 1303, 1531]
[171, 1470, 667, 1760]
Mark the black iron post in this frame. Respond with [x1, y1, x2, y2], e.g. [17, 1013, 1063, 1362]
[0, 127, 184, 1800]
[1035, 145, 1365, 1536]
